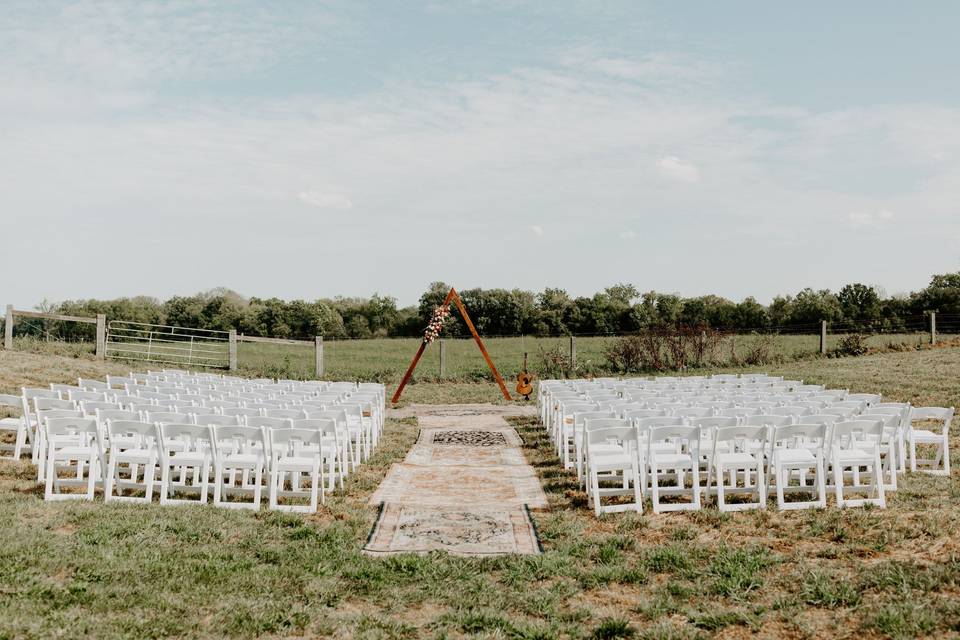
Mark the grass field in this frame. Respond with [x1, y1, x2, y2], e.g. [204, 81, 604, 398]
[11, 332, 940, 385]
[0, 346, 959, 637]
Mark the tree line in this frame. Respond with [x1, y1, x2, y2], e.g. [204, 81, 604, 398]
[21, 272, 960, 342]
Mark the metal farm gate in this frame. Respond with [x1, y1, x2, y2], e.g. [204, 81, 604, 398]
[105, 321, 231, 369]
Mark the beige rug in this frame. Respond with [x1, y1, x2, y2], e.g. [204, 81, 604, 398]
[365, 407, 547, 556]
[364, 503, 542, 556]
[369, 463, 548, 508]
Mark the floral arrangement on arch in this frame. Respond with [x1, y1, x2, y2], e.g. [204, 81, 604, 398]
[423, 305, 451, 344]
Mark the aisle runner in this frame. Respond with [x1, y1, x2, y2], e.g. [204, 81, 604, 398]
[364, 408, 547, 556]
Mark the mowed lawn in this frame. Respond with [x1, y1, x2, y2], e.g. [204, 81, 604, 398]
[0, 348, 958, 638]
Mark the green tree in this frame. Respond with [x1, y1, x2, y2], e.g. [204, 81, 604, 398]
[838, 283, 882, 329]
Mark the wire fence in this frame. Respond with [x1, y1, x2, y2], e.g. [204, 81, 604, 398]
[2, 312, 955, 381]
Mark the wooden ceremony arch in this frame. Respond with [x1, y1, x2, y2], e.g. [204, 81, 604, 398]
[391, 287, 511, 403]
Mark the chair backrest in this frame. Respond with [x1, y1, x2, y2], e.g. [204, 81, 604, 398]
[221, 407, 262, 419]
[559, 402, 598, 416]
[910, 407, 955, 425]
[635, 416, 685, 431]
[830, 419, 885, 445]
[106, 375, 137, 389]
[802, 415, 837, 427]
[719, 407, 761, 417]
[694, 416, 738, 430]
[268, 428, 324, 457]
[744, 401, 777, 409]
[675, 407, 714, 419]
[96, 409, 139, 423]
[772, 423, 828, 447]
[290, 418, 338, 437]
[246, 416, 291, 430]
[583, 417, 632, 432]
[712, 424, 768, 446]
[817, 406, 858, 419]
[68, 391, 105, 403]
[586, 425, 639, 449]
[76, 378, 109, 392]
[769, 406, 812, 417]
[37, 409, 84, 423]
[858, 413, 901, 430]
[264, 408, 305, 420]
[146, 411, 194, 425]
[44, 416, 100, 438]
[50, 383, 82, 397]
[211, 425, 266, 457]
[0, 393, 22, 414]
[80, 400, 119, 415]
[106, 419, 159, 441]
[623, 408, 667, 421]
[648, 424, 701, 447]
[158, 423, 213, 453]
[34, 398, 75, 412]
[195, 414, 241, 427]
[302, 409, 347, 426]
[846, 393, 881, 406]
[573, 411, 616, 426]
[203, 400, 241, 410]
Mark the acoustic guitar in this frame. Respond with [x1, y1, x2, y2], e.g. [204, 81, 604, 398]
[516, 352, 534, 400]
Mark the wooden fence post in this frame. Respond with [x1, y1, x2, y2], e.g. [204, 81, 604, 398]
[3, 305, 12, 351]
[569, 335, 577, 371]
[315, 336, 324, 378]
[930, 312, 937, 345]
[439, 338, 445, 377]
[820, 320, 827, 355]
[95, 314, 106, 360]
[228, 330, 237, 371]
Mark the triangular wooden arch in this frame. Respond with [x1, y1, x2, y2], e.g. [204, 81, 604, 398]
[391, 287, 512, 403]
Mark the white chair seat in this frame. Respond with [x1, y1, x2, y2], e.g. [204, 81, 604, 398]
[167, 452, 208, 466]
[774, 449, 816, 464]
[222, 453, 262, 466]
[911, 429, 943, 442]
[834, 449, 876, 464]
[715, 452, 757, 466]
[590, 454, 633, 472]
[113, 448, 156, 463]
[56, 446, 96, 458]
[650, 453, 693, 466]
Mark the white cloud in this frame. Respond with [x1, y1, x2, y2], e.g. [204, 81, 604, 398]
[848, 209, 895, 228]
[1, 4, 959, 306]
[298, 190, 353, 210]
[656, 156, 701, 183]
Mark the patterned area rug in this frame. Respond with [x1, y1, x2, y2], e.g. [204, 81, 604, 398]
[364, 503, 542, 556]
[369, 463, 548, 508]
[365, 410, 547, 556]
[431, 430, 508, 447]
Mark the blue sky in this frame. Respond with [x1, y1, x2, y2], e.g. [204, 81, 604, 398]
[2, 1, 959, 308]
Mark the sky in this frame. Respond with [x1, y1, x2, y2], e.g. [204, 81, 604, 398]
[2, 0, 959, 308]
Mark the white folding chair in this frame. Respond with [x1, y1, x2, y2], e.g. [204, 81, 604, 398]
[268, 428, 324, 513]
[290, 418, 343, 491]
[157, 423, 213, 505]
[43, 417, 103, 502]
[585, 421, 643, 516]
[0, 393, 28, 460]
[647, 425, 702, 513]
[768, 423, 828, 511]
[211, 425, 267, 510]
[907, 407, 954, 475]
[829, 419, 886, 508]
[706, 425, 768, 511]
[104, 420, 159, 504]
